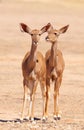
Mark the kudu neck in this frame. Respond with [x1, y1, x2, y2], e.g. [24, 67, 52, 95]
[30, 41, 37, 58]
[26, 41, 37, 74]
[49, 42, 57, 67]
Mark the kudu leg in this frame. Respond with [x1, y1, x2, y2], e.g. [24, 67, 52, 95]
[44, 78, 50, 120]
[26, 81, 37, 121]
[40, 81, 46, 120]
[21, 81, 28, 120]
[54, 75, 62, 120]
[27, 93, 35, 121]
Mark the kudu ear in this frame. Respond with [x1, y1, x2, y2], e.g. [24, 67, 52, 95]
[20, 23, 31, 34]
[40, 23, 52, 34]
[59, 25, 69, 34]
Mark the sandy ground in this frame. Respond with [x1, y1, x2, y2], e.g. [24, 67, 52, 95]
[0, 0, 84, 130]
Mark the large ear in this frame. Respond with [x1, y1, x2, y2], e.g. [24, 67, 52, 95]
[40, 23, 52, 34]
[20, 23, 31, 34]
[59, 25, 69, 34]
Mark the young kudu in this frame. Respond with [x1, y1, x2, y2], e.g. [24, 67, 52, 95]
[44, 24, 69, 120]
[20, 23, 51, 121]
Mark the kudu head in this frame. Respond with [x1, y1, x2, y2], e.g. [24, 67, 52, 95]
[45, 24, 69, 44]
[20, 23, 51, 46]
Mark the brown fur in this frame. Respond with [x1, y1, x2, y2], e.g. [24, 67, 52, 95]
[44, 24, 69, 120]
[20, 23, 51, 121]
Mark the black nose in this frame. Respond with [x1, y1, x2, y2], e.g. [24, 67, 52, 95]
[33, 42, 38, 45]
[45, 36, 49, 40]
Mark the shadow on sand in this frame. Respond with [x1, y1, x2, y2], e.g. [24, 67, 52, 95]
[0, 117, 41, 123]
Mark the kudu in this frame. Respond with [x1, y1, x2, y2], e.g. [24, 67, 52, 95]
[44, 24, 69, 120]
[20, 23, 51, 121]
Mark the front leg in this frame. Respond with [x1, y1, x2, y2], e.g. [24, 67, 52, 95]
[26, 80, 37, 121]
[43, 77, 50, 120]
[53, 76, 62, 120]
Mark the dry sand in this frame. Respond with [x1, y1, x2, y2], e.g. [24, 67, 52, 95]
[0, 0, 84, 129]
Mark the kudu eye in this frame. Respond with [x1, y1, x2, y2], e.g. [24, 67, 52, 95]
[54, 33, 57, 35]
[31, 34, 33, 36]
[38, 33, 41, 36]
[54, 32, 59, 36]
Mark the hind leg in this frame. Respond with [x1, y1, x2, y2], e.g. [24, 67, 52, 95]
[21, 79, 28, 120]
[43, 78, 50, 120]
[40, 80, 47, 120]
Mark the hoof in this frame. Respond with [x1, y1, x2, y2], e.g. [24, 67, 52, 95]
[17, 118, 24, 123]
[53, 115, 58, 120]
[23, 118, 29, 122]
[53, 115, 61, 120]
[42, 116, 48, 122]
[30, 117, 34, 122]
[57, 116, 61, 120]
[14, 119, 23, 123]
[57, 114, 61, 120]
